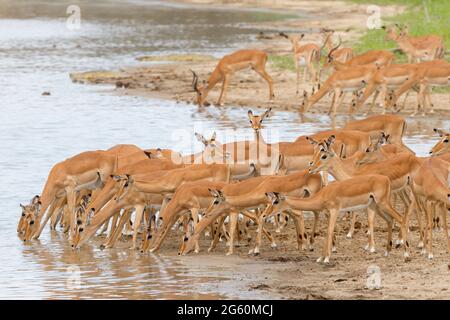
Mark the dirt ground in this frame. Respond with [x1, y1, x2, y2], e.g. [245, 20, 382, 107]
[133, 208, 450, 300]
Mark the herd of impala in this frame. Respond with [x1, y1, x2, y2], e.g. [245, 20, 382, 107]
[17, 110, 450, 263]
[17, 24, 450, 265]
[192, 25, 448, 116]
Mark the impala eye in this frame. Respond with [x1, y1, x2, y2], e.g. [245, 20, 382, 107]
[124, 182, 129, 187]
[21, 213, 25, 217]
[321, 154, 327, 160]
[444, 139, 449, 143]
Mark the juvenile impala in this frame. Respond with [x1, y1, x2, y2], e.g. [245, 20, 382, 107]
[383, 25, 445, 63]
[430, 129, 450, 156]
[281, 33, 328, 92]
[191, 50, 274, 107]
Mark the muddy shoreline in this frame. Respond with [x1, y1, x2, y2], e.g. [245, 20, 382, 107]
[106, 211, 450, 300]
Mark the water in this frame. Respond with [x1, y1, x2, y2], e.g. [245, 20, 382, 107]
[0, 0, 448, 299]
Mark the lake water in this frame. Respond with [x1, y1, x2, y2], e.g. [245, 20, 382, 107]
[0, 0, 448, 299]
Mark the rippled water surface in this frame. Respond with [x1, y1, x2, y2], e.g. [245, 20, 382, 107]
[0, 0, 448, 299]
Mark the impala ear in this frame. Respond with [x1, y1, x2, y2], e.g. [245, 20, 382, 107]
[112, 175, 122, 181]
[211, 131, 216, 141]
[20, 204, 26, 210]
[195, 132, 208, 146]
[262, 107, 272, 119]
[208, 188, 218, 197]
[306, 136, 319, 145]
[143, 150, 153, 158]
[326, 135, 336, 148]
[247, 110, 254, 121]
[433, 128, 445, 137]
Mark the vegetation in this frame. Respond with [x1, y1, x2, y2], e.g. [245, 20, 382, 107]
[269, 54, 296, 72]
[351, 0, 449, 56]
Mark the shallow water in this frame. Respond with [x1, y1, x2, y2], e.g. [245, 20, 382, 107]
[0, 0, 448, 300]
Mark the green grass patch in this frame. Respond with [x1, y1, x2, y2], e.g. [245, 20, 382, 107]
[351, 0, 449, 56]
[269, 54, 296, 71]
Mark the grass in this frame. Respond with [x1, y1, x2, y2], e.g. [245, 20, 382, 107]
[269, 54, 296, 72]
[351, 0, 450, 55]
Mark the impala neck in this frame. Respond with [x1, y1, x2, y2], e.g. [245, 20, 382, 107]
[254, 129, 267, 145]
[204, 66, 223, 96]
[327, 155, 356, 181]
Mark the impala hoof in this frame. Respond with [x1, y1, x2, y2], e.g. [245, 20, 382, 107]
[323, 257, 330, 264]
[428, 253, 434, 260]
[346, 232, 353, 239]
[418, 241, 424, 249]
[316, 256, 324, 263]
[332, 246, 337, 253]
[271, 243, 277, 249]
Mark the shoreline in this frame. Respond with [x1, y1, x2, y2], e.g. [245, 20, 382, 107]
[69, 0, 449, 115]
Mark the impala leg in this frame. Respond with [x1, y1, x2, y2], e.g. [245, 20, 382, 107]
[425, 200, 434, 259]
[254, 66, 274, 100]
[295, 58, 300, 95]
[376, 197, 410, 259]
[108, 213, 120, 238]
[291, 209, 307, 251]
[65, 188, 78, 243]
[190, 208, 200, 254]
[328, 89, 341, 116]
[226, 211, 239, 255]
[320, 208, 339, 264]
[130, 205, 145, 250]
[346, 211, 357, 239]
[440, 202, 450, 252]
[217, 75, 230, 107]
[425, 86, 434, 113]
[335, 91, 346, 114]
[309, 211, 320, 251]
[208, 215, 226, 252]
[253, 204, 274, 255]
[365, 209, 376, 253]
[367, 89, 381, 115]
[103, 210, 131, 249]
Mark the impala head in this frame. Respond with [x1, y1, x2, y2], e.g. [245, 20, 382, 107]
[17, 195, 40, 235]
[144, 148, 165, 159]
[382, 25, 400, 41]
[281, 32, 305, 51]
[300, 90, 312, 112]
[265, 192, 286, 206]
[430, 128, 450, 156]
[20, 196, 41, 242]
[358, 132, 391, 164]
[247, 108, 271, 132]
[195, 132, 230, 163]
[71, 194, 91, 244]
[191, 70, 208, 106]
[308, 135, 336, 174]
[112, 174, 134, 202]
[325, 37, 342, 66]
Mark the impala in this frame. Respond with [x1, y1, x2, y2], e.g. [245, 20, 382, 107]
[430, 129, 450, 156]
[180, 169, 323, 256]
[386, 60, 450, 116]
[300, 63, 379, 116]
[308, 136, 421, 252]
[384, 25, 445, 63]
[191, 50, 274, 107]
[264, 173, 409, 264]
[73, 163, 256, 248]
[149, 177, 276, 255]
[411, 156, 450, 259]
[281, 33, 328, 92]
[320, 29, 354, 72]
[342, 115, 413, 153]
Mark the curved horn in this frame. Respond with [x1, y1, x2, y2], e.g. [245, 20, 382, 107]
[190, 69, 200, 93]
[327, 36, 342, 59]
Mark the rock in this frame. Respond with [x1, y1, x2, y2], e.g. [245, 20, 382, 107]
[41, 91, 51, 96]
